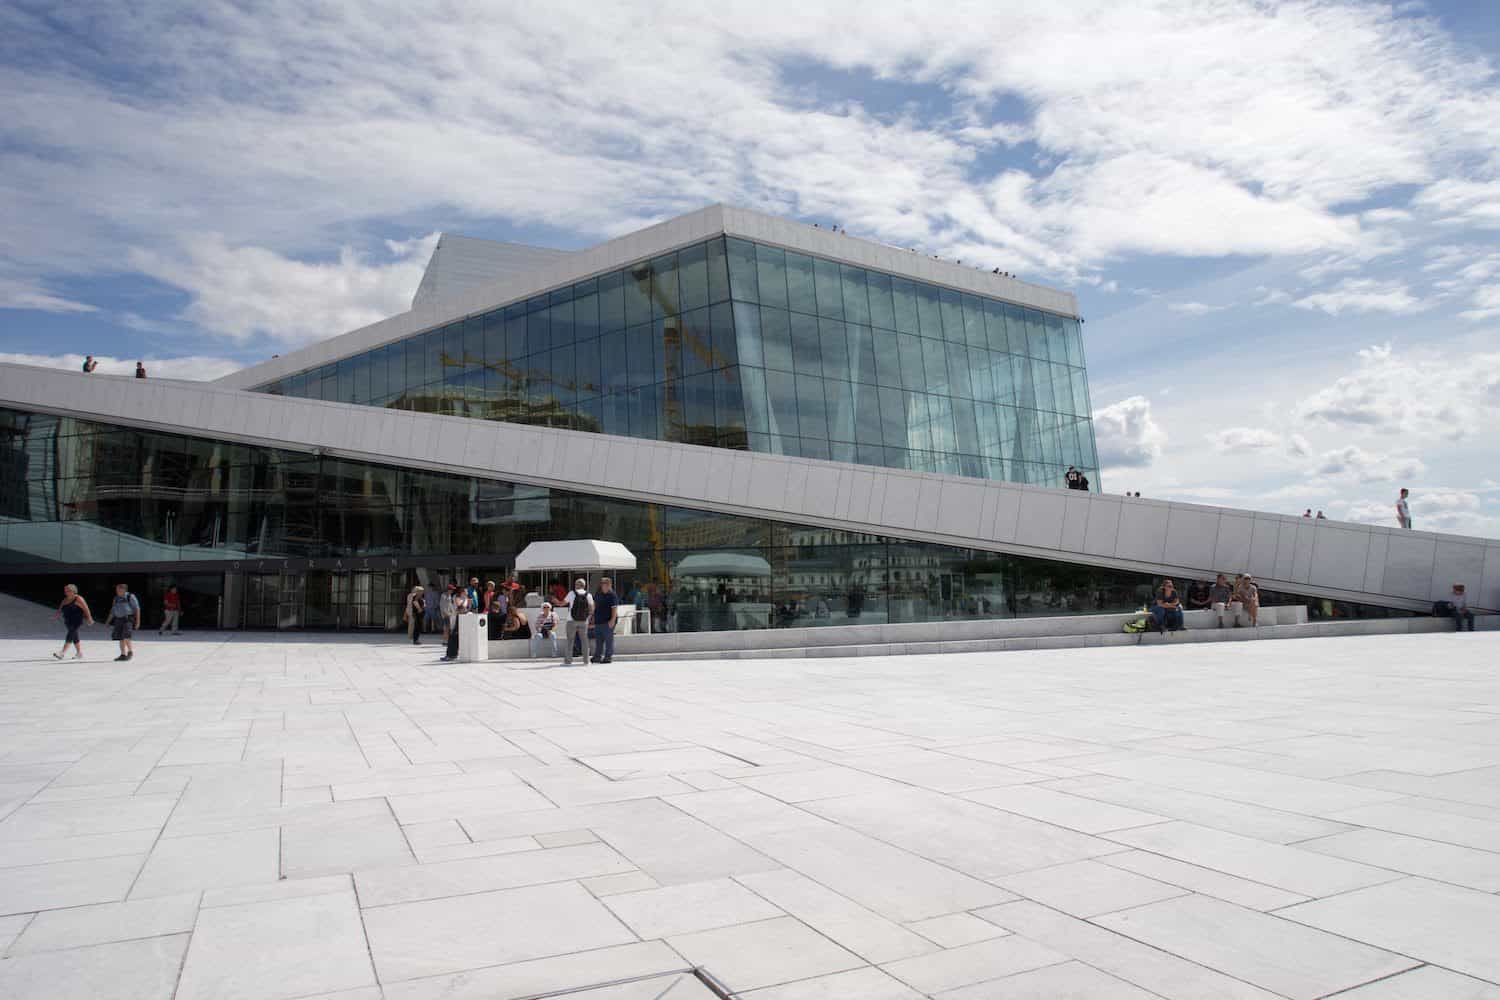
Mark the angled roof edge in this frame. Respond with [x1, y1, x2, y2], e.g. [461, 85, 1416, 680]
[216, 204, 1080, 390]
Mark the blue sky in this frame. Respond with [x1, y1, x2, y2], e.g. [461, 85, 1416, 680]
[2, 0, 1498, 535]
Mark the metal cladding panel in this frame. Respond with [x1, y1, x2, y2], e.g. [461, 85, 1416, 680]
[1, 362, 1494, 613]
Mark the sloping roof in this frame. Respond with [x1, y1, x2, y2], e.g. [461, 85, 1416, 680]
[514, 539, 638, 572]
[412, 234, 572, 311]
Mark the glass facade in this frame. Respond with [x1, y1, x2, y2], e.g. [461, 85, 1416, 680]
[251, 237, 1100, 489]
[1, 407, 1407, 633]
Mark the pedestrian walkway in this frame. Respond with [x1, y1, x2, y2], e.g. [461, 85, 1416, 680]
[1, 633, 1498, 997]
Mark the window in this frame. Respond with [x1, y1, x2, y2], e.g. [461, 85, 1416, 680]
[786, 252, 817, 315]
[755, 245, 789, 310]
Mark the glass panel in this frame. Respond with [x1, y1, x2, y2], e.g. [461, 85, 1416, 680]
[1025, 308, 1048, 360]
[405, 338, 423, 394]
[984, 299, 1010, 354]
[726, 238, 758, 302]
[790, 312, 821, 375]
[680, 372, 715, 445]
[1045, 312, 1068, 365]
[813, 257, 844, 319]
[550, 299, 574, 347]
[946, 342, 973, 399]
[765, 369, 799, 452]
[921, 337, 949, 394]
[575, 337, 601, 399]
[657, 316, 682, 383]
[625, 323, 654, 389]
[903, 391, 932, 451]
[1003, 303, 1026, 355]
[1012, 354, 1035, 408]
[866, 271, 895, 331]
[872, 328, 902, 387]
[1051, 363, 1075, 415]
[795, 374, 829, 440]
[849, 382, 881, 446]
[754, 244, 789, 309]
[706, 237, 732, 304]
[891, 276, 920, 334]
[715, 369, 748, 448]
[846, 323, 875, 386]
[823, 378, 856, 443]
[896, 333, 925, 391]
[840, 265, 870, 325]
[425, 330, 445, 387]
[1065, 318, 1085, 367]
[1071, 369, 1091, 417]
[928, 394, 957, 453]
[969, 348, 994, 401]
[877, 386, 906, 449]
[915, 283, 942, 339]
[732, 301, 764, 369]
[527, 308, 550, 356]
[953, 396, 980, 459]
[991, 351, 1016, 406]
[739, 366, 770, 435]
[1031, 356, 1055, 411]
[680, 307, 712, 378]
[761, 306, 795, 373]
[463, 316, 484, 371]
[678, 242, 709, 312]
[939, 288, 965, 343]
[336, 358, 355, 404]
[506, 313, 527, 360]
[709, 301, 737, 370]
[625, 263, 652, 327]
[599, 270, 625, 332]
[961, 294, 986, 347]
[818, 318, 849, 382]
[602, 330, 629, 393]
[785, 251, 817, 315]
[651, 252, 679, 318]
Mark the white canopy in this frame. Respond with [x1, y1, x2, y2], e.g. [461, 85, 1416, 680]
[673, 552, 773, 577]
[514, 539, 637, 572]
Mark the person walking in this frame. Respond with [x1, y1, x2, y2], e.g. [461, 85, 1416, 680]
[1396, 488, 1412, 529]
[134, 361, 147, 379]
[441, 587, 470, 662]
[1448, 583, 1475, 631]
[159, 585, 182, 635]
[563, 577, 593, 666]
[106, 582, 141, 661]
[81, 355, 98, 373]
[1208, 573, 1239, 628]
[403, 585, 426, 644]
[51, 584, 94, 660]
[591, 576, 621, 663]
[1233, 573, 1260, 626]
[439, 583, 458, 647]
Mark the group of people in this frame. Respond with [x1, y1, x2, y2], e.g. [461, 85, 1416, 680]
[1301, 509, 1327, 519]
[1146, 573, 1262, 633]
[402, 575, 624, 665]
[80, 356, 148, 378]
[51, 583, 181, 661]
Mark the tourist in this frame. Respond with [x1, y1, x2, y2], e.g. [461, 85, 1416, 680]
[532, 602, 559, 657]
[1316, 510, 1326, 519]
[403, 585, 425, 644]
[1209, 573, 1239, 628]
[422, 584, 441, 638]
[1234, 573, 1260, 626]
[1448, 583, 1475, 632]
[1150, 579, 1185, 633]
[439, 583, 458, 647]
[81, 355, 98, 373]
[159, 585, 182, 635]
[134, 361, 147, 379]
[1065, 466, 1082, 490]
[481, 579, 497, 613]
[1303, 509, 1312, 518]
[1396, 488, 1412, 529]
[51, 584, 93, 660]
[106, 582, 141, 661]
[563, 577, 593, 665]
[591, 576, 621, 663]
[501, 603, 530, 641]
[441, 587, 470, 662]
[1186, 579, 1212, 611]
[467, 576, 480, 609]
[550, 578, 569, 605]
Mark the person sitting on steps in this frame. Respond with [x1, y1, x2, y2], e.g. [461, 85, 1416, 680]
[1151, 579, 1185, 633]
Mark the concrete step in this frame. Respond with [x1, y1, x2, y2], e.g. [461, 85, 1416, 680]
[521, 615, 1492, 664]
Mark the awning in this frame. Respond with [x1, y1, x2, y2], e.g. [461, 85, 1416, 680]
[514, 539, 637, 572]
[673, 552, 773, 577]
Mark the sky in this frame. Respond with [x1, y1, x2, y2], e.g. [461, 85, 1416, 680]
[1, 0, 1498, 537]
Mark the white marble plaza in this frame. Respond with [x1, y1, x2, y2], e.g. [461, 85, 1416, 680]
[1, 630, 1498, 999]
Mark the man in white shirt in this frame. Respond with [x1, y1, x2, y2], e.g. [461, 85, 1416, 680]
[1449, 584, 1475, 631]
[1396, 488, 1411, 529]
[563, 577, 594, 666]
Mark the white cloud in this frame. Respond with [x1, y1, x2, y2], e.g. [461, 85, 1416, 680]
[1311, 445, 1424, 483]
[1294, 343, 1500, 437]
[1414, 179, 1500, 229]
[1169, 301, 1229, 315]
[0, 352, 242, 380]
[1209, 427, 1282, 453]
[1293, 278, 1423, 316]
[1459, 285, 1500, 322]
[1093, 395, 1167, 469]
[1342, 490, 1499, 537]
[0, 276, 95, 314]
[128, 233, 438, 345]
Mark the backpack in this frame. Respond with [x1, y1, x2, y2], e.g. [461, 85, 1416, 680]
[1123, 618, 1149, 634]
[111, 592, 140, 620]
[569, 592, 591, 621]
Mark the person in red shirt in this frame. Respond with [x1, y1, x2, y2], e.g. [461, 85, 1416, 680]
[160, 585, 182, 635]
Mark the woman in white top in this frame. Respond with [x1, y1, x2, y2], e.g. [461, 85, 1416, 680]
[531, 603, 559, 658]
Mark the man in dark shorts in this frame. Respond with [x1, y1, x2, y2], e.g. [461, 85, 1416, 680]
[106, 582, 141, 661]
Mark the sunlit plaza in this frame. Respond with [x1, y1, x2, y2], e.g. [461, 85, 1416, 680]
[2, 631, 1498, 998]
